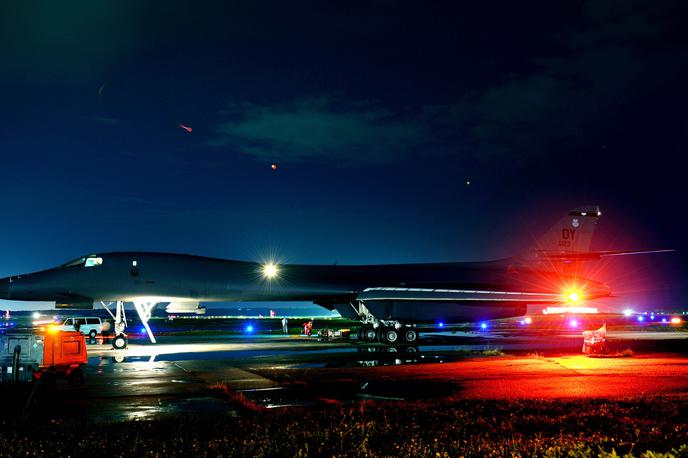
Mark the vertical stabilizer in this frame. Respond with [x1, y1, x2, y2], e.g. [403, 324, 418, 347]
[528, 206, 601, 258]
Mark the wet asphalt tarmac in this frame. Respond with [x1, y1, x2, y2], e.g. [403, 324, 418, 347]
[7, 319, 684, 423]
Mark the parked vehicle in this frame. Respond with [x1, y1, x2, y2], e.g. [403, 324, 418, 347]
[56, 317, 103, 338]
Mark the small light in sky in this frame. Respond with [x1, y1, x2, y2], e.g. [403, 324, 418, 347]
[271, 163, 278, 170]
[466, 180, 471, 185]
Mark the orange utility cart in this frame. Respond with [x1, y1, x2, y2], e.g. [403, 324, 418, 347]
[1, 330, 87, 384]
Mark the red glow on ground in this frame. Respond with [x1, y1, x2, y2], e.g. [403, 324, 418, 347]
[274, 355, 688, 399]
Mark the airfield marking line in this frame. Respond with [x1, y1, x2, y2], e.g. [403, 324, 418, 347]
[545, 356, 587, 376]
[173, 362, 192, 374]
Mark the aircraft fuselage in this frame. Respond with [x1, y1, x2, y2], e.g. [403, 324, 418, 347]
[0, 252, 610, 323]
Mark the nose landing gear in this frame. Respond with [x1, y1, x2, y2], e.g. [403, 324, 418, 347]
[100, 300, 158, 349]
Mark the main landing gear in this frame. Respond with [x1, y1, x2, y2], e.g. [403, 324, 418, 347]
[358, 324, 418, 344]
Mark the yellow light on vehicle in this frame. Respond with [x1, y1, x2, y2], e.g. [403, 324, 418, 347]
[671, 317, 682, 324]
[262, 262, 279, 279]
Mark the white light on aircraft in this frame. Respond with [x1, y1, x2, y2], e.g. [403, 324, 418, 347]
[262, 262, 279, 279]
[544, 306, 598, 314]
[623, 309, 633, 317]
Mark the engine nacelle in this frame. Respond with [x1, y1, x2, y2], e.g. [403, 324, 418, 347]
[165, 301, 206, 315]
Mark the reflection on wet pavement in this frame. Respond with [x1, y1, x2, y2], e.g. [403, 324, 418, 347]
[15, 327, 688, 422]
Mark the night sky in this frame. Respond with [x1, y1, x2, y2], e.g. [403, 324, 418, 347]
[1, 1, 686, 311]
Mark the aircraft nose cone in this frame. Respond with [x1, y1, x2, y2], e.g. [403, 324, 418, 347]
[0, 277, 10, 300]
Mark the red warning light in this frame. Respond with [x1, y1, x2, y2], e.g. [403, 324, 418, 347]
[179, 124, 193, 133]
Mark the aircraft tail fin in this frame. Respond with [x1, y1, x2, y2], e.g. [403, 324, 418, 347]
[524, 206, 674, 263]
[527, 205, 601, 261]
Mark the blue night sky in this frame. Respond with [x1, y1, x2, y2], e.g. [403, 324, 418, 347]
[1, 1, 686, 311]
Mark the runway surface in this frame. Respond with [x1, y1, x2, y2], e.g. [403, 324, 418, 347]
[13, 322, 687, 422]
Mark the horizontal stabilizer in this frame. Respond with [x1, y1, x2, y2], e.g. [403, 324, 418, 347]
[533, 248, 674, 262]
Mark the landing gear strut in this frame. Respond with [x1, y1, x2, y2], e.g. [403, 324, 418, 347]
[100, 300, 158, 349]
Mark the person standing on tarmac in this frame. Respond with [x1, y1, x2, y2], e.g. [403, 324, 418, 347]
[281, 317, 288, 335]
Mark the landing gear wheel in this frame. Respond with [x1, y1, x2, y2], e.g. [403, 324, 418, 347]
[112, 335, 127, 349]
[382, 328, 399, 344]
[403, 329, 418, 343]
[88, 329, 97, 338]
[363, 328, 378, 342]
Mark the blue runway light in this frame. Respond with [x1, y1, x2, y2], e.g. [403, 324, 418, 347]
[245, 324, 254, 333]
[140, 327, 146, 334]
[438, 322, 444, 328]
[637, 315, 644, 322]
[480, 322, 487, 330]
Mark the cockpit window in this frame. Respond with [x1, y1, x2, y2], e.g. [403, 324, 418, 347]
[62, 255, 103, 268]
[84, 257, 103, 267]
[62, 257, 86, 268]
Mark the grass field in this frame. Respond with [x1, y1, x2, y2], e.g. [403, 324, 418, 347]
[1, 392, 687, 457]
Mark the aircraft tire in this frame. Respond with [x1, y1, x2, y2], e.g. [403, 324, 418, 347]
[403, 329, 418, 343]
[89, 329, 97, 338]
[363, 327, 378, 342]
[112, 335, 127, 350]
[381, 328, 399, 344]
